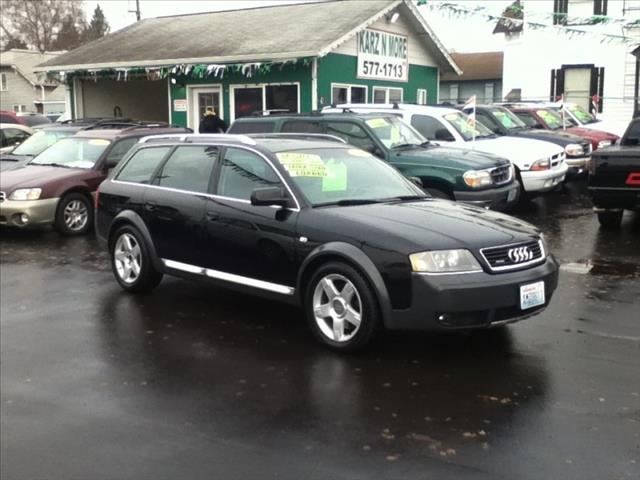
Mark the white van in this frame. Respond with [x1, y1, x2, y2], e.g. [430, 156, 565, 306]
[322, 104, 568, 195]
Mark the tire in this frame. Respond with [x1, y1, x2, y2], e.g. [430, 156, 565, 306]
[425, 187, 451, 199]
[305, 261, 380, 352]
[110, 225, 163, 293]
[597, 210, 623, 230]
[54, 192, 93, 236]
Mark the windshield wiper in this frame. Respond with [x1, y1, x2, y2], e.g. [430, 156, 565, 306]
[314, 199, 383, 207]
[391, 143, 422, 150]
[382, 195, 427, 202]
[31, 162, 71, 168]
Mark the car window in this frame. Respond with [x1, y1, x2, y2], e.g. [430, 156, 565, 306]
[282, 120, 322, 133]
[11, 129, 72, 156]
[444, 112, 494, 140]
[411, 114, 446, 139]
[489, 108, 527, 130]
[217, 147, 281, 200]
[325, 122, 376, 151]
[20, 115, 51, 127]
[30, 137, 111, 169]
[106, 138, 139, 163]
[157, 145, 218, 193]
[116, 146, 172, 183]
[475, 111, 501, 134]
[622, 121, 640, 146]
[228, 121, 275, 134]
[1, 128, 30, 148]
[274, 147, 421, 206]
[515, 112, 540, 128]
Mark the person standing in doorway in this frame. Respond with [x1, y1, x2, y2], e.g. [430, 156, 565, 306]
[199, 108, 227, 133]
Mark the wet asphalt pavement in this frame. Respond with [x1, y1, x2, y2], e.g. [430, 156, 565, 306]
[1, 181, 639, 480]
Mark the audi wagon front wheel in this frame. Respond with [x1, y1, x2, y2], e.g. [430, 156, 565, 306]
[305, 262, 380, 352]
[111, 226, 162, 293]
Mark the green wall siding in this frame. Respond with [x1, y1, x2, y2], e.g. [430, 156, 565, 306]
[317, 53, 438, 106]
[169, 63, 313, 127]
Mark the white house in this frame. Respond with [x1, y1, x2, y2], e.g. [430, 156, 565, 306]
[497, 0, 640, 122]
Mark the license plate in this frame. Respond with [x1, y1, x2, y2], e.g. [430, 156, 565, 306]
[507, 189, 517, 202]
[520, 281, 545, 310]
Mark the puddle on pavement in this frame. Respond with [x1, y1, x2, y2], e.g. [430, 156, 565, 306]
[561, 259, 640, 277]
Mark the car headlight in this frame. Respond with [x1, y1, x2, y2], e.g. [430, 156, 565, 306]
[530, 158, 550, 171]
[410, 249, 483, 273]
[463, 170, 493, 188]
[538, 233, 549, 255]
[597, 140, 611, 149]
[564, 144, 584, 156]
[9, 188, 42, 201]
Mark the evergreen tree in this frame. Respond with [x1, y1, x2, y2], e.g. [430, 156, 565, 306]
[51, 15, 84, 51]
[84, 5, 110, 43]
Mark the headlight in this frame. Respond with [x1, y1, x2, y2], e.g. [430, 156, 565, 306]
[564, 144, 584, 156]
[463, 170, 493, 188]
[538, 233, 549, 255]
[9, 188, 42, 200]
[597, 140, 611, 149]
[410, 249, 483, 273]
[530, 158, 550, 171]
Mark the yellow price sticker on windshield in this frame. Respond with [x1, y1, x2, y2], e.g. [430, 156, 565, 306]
[276, 152, 327, 177]
[88, 139, 110, 146]
[365, 118, 389, 129]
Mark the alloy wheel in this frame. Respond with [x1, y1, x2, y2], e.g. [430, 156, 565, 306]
[113, 233, 142, 284]
[312, 273, 363, 342]
[63, 199, 89, 231]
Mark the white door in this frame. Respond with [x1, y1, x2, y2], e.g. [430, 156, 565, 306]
[188, 86, 222, 132]
[564, 68, 591, 112]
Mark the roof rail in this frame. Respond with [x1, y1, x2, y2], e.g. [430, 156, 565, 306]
[138, 133, 257, 145]
[248, 133, 347, 144]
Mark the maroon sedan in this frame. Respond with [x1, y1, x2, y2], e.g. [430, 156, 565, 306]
[0, 126, 189, 235]
[510, 107, 619, 152]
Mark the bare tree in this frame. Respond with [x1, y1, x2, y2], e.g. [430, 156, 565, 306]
[1, 0, 86, 52]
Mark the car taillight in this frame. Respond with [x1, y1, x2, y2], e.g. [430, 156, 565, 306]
[626, 173, 640, 186]
[530, 159, 550, 171]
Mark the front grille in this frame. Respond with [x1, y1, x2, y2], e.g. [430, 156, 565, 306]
[550, 153, 564, 167]
[490, 165, 512, 185]
[480, 239, 545, 272]
[582, 142, 592, 155]
[0, 191, 5, 203]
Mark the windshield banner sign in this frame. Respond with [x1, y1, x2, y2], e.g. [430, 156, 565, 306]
[357, 29, 409, 83]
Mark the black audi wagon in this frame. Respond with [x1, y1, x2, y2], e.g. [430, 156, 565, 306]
[96, 133, 559, 351]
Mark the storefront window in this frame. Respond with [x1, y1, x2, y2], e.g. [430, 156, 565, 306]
[331, 84, 367, 104]
[373, 87, 403, 104]
[266, 85, 297, 113]
[234, 87, 263, 118]
[233, 84, 299, 119]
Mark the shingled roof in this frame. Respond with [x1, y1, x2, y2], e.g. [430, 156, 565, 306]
[0, 49, 63, 86]
[36, 0, 459, 74]
[440, 52, 503, 82]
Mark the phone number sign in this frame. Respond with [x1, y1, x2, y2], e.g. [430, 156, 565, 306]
[357, 29, 409, 82]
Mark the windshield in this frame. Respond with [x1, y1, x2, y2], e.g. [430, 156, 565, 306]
[11, 129, 73, 156]
[275, 147, 424, 206]
[30, 137, 111, 169]
[537, 109, 576, 130]
[567, 104, 596, 124]
[443, 112, 494, 141]
[489, 107, 527, 131]
[364, 116, 426, 148]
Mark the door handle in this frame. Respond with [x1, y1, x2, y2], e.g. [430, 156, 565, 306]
[206, 211, 219, 221]
[144, 201, 157, 212]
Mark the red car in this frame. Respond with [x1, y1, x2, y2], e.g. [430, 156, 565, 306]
[508, 106, 619, 152]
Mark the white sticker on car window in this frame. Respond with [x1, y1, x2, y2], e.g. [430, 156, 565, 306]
[276, 152, 327, 177]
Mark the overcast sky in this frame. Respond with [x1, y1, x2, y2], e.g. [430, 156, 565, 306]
[82, 0, 512, 53]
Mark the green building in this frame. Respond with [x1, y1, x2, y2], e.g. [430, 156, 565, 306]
[36, 0, 460, 131]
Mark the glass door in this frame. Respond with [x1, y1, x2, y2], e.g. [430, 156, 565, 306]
[189, 86, 222, 132]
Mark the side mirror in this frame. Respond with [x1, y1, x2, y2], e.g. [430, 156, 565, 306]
[104, 158, 120, 170]
[409, 176, 423, 188]
[434, 128, 455, 142]
[250, 186, 292, 208]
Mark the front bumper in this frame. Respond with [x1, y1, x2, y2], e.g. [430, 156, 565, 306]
[0, 197, 59, 227]
[589, 187, 640, 211]
[385, 256, 559, 331]
[453, 181, 520, 211]
[565, 156, 589, 177]
[521, 163, 568, 192]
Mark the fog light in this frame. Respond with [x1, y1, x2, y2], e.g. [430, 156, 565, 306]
[544, 180, 553, 187]
[12, 213, 29, 225]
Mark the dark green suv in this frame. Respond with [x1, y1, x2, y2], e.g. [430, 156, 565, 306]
[229, 113, 520, 211]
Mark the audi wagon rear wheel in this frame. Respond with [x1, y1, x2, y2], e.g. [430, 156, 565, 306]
[305, 262, 380, 352]
[111, 225, 162, 293]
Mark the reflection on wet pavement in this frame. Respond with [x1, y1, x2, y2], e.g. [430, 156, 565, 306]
[1, 180, 639, 480]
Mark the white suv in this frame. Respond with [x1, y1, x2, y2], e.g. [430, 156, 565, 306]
[323, 104, 568, 195]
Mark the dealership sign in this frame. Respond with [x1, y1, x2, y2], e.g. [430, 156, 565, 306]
[357, 29, 409, 82]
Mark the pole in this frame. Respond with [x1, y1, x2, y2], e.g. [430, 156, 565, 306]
[129, 0, 141, 21]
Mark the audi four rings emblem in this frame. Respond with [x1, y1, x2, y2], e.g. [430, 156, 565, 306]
[508, 246, 533, 263]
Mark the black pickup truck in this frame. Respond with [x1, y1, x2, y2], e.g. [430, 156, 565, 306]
[588, 118, 640, 228]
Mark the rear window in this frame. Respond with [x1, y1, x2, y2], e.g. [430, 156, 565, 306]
[228, 121, 275, 134]
[156, 145, 218, 193]
[116, 146, 172, 183]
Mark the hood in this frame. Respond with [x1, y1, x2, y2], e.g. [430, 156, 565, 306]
[0, 153, 35, 172]
[458, 136, 565, 166]
[0, 165, 88, 195]
[582, 120, 628, 138]
[392, 144, 511, 170]
[303, 199, 539, 255]
[517, 128, 586, 144]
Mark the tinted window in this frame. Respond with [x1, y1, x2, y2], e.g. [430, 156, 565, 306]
[475, 111, 501, 134]
[106, 137, 139, 164]
[217, 148, 280, 200]
[622, 120, 640, 146]
[411, 115, 445, 139]
[1, 128, 30, 148]
[157, 145, 218, 193]
[515, 112, 540, 128]
[282, 120, 322, 133]
[116, 146, 171, 183]
[229, 121, 275, 134]
[324, 122, 375, 151]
